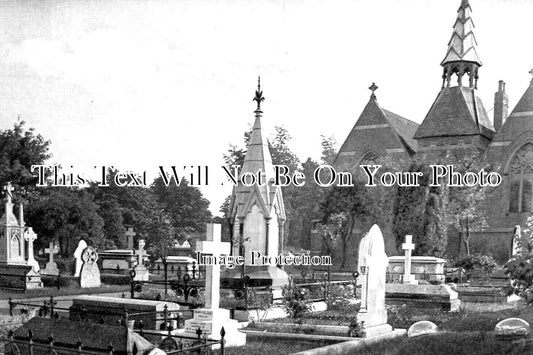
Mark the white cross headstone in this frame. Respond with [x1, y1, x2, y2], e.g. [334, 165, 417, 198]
[42, 241, 59, 275]
[402, 235, 418, 285]
[196, 224, 230, 309]
[73, 239, 88, 277]
[125, 227, 136, 250]
[184, 223, 245, 346]
[23, 228, 39, 272]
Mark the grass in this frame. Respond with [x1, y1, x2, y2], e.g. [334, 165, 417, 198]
[219, 338, 328, 355]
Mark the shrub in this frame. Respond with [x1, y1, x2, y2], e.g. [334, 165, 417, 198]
[505, 216, 533, 303]
[282, 284, 311, 318]
[454, 254, 498, 277]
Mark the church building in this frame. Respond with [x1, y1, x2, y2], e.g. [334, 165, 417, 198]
[333, 0, 533, 262]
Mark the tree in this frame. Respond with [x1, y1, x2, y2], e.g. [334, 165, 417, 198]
[25, 188, 104, 257]
[151, 177, 212, 240]
[88, 168, 167, 251]
[0, 121, 51, 194]
[320, 135, 337, 166]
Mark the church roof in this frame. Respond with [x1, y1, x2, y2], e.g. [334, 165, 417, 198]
[441, 0, 482, 67]
[335, 94, 418, 166]
[414, 86, 493, 139]
[492, 73, 533, 142]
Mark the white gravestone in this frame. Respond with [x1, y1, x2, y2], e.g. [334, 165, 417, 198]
[80, 246, 101, 288]
[133, 239, 149, 281]
[512, 225, 522, 256]
[23, 228, 39, 273]
[402, 235, 418, 285]
[183, 223, 246, 347]
[41, 241, 59, 275]
[126, 227, 136, 250]
[73, 239, 88, 277]
[357, 224, 393, 337]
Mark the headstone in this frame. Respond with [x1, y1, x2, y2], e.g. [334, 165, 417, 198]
[388, 256, 446, 284]
[125, 227, 136, 250]
[41, 241, 60, 275]
[495, 318, 530, 339]
[183, 223, 246, 346]
[23, 228, 39, 273]
[401, 235, 417, 285]
[0, 183, 42, 290]
[512, 225, 522, 256]
[133, 239, 149, 281]
[73, 239, 88, 277]
[408, 321, 438, 338]
[356, 224, 393, 337]
[79, 246, 101, 288]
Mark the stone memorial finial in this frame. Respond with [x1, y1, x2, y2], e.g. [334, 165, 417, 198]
[253, 76, 265, 111]
[529, 68, 533, 85]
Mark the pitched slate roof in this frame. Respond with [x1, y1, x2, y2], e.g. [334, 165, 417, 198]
[441, 0, 482, 66]
[492, 75, 533, 142]
[414, 86, 493, 139]
[335, 96, 418, 162]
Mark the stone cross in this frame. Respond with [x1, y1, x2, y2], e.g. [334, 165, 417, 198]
[3, 182, 14, 203]
[125, 227, 136, 250]
[23, 227, 40, 272]
[43, 241, 59, 274]
[402, 235, 418, 285]
[369, 82, 379, 99]
[196, 223, 230, 309]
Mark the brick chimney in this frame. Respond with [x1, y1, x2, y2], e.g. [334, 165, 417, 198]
[493, 80, 508, 131]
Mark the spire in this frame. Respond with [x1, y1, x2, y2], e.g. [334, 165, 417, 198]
[441, 0, 482, 89]
[241, 77, 274, 182]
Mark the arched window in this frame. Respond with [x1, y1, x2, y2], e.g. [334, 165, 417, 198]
[508, 143, 533, 213]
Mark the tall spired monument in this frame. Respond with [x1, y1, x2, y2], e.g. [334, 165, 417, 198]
[225, 78, 288, 288]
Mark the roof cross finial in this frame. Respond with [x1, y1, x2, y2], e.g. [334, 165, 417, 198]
[369, 82, 378, 100]
[253, 76, 265, 111]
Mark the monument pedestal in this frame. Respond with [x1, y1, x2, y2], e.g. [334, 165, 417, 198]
[133, 265, 149, 281]
[184, 308, 246, 347]
[0, 264, 42, 291]
[386, 283, 460, 311]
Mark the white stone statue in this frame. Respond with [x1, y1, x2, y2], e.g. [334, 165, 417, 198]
[74, 239, 88, 277]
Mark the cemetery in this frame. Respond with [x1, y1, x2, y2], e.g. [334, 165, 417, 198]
[1, 0, 533, 354]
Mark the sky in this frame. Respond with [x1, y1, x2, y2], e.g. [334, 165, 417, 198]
[0, 0, 532, 216]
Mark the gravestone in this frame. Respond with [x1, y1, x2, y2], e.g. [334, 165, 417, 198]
[356, 224, 393, 337]
[80, 246, 101, 288]
[183, 223, 246, 346]
[408, 321, 438, 338]
[73, 239, 88, 277]
[512, 225, 522, 257]
[0, 183, 42, 290]
[133, 239, 149, 281]
[23, 228, 39, 273]
[401, 235, 417, 285]
[41, 241, 59, 275]
[125, 227, 136, 250]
